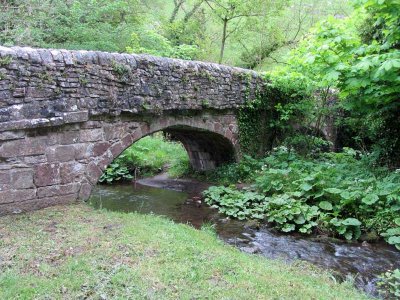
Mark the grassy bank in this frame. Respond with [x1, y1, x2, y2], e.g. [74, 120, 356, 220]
[0, 204, 368, 299]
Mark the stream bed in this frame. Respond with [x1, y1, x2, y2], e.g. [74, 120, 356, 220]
[89, 175, 400, 296]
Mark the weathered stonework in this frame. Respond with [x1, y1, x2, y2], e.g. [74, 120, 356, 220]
[0, 46, 263, 215]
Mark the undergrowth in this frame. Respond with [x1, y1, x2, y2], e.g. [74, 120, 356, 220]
[99, 134, 190, 183]
[203, 147, 400, 250]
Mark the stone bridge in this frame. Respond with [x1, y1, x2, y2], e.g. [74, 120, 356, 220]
[0, 46, 263, 215]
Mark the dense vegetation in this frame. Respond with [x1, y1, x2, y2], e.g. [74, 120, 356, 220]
[203, 147, 400, 248]
[99, 134, 189, 183]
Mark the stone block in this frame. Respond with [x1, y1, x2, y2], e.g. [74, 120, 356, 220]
[60, 162, 85, 184]
[46, 145, 76, 163]
[85, 162, 103, 185]
[0, 194, 76, 216]
[74, 143, 92, 160]
[79, 128, 104, 142]
[23, 155, 47, 164]
[11, 168, 34, 189]
[0, 189, 36, 205]
[121, 134, 133, 148]
[109, 142, 123, 157]
[78, 181, 93, 201]
[34, 163, 60, 187]
[90, 142, 110, 157]
[0, 171, 11, 184]
[37, 183, 80, 198]
[63, 111, 89, 124]
[58, 131, 80, 145]
[97, 151, 113, 171]
[0, 137, 47, 158]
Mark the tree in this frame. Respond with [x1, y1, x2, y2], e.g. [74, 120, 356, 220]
[278, 0, 400, 165]
[0, 0, 144, 52]
[236, 0, 353, 69]
[204, 0, 269, 64]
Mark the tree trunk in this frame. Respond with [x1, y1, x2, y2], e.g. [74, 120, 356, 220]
[170, 0, 184, 23]
[183, 0, 203, 23]
[219, 18, 228, 64]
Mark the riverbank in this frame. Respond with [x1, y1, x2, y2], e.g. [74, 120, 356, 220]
[0, 204, 368, 299]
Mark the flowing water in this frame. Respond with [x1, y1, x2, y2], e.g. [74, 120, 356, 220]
[89, 175, 400, 296]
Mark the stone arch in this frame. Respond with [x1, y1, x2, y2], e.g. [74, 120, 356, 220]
[79, 113, 239, 201]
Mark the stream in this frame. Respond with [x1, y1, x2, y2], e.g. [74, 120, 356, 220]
[88, 174, 400, 297]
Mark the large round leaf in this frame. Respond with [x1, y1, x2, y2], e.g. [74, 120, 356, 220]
[342, 218, 361, 226]
[319, 201, 333, 211]
[387, 236, 400, 245]
[361, 194, 379, 205]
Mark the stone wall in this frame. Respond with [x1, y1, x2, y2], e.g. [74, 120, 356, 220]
[0, 46, 261, 132]
[0, 46, 261, 216]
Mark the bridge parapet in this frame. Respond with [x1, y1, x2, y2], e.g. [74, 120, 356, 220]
[0, 46, 262, 133]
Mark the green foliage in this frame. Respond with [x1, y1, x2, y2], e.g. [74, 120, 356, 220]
[204, 147, 400, 244]
[378, 268, 400, 299]
[381, 218, 400, 250]
[0, 0, 353, 69]
[99, 162, 133, 184]
[0, 55, 13, 66]
[0, 0, 143, 52]
[201, 155, 264, 185]
[111, 60, 132, 81]
[280, 0, 400, 166]
[265, 195, 319, 234]
[204, 186, 266, 220]
[99, 134, 190, 184]
[126, 30, 199, 60]
[238, 72, 315, 157]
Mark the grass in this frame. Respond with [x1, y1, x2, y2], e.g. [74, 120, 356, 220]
[0, 204, 370, 299]
[120, 134, 190, 178]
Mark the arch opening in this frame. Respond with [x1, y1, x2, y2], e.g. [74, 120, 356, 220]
[163, 125, 236, 171]
[98, 123, 238, 187]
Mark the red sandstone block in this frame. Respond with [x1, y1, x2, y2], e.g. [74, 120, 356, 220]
[0, 137, 47, 158]
[0, 189, 36, 205]
[59, 162, 85, 185]
[34, 163, 60, 187]
[85, 162, 103, 185]
[0, 194, 77, 216]
[46, 145, 76, 163]
[0, 171, 11, 184]
[37, 183, 80, 198]
[131, 128, 143, 142]
[11, 168, 34, 189]
[79, 181, 93, 201]
[97, 151, 114, 171]
[63, 111, 89, 124]
[91, 142, 110, 157]
[79, 128, 104, 142]
[121, 134, 133, 148]
[74, 143, 92, 160]
[109, 142, 123, 158]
